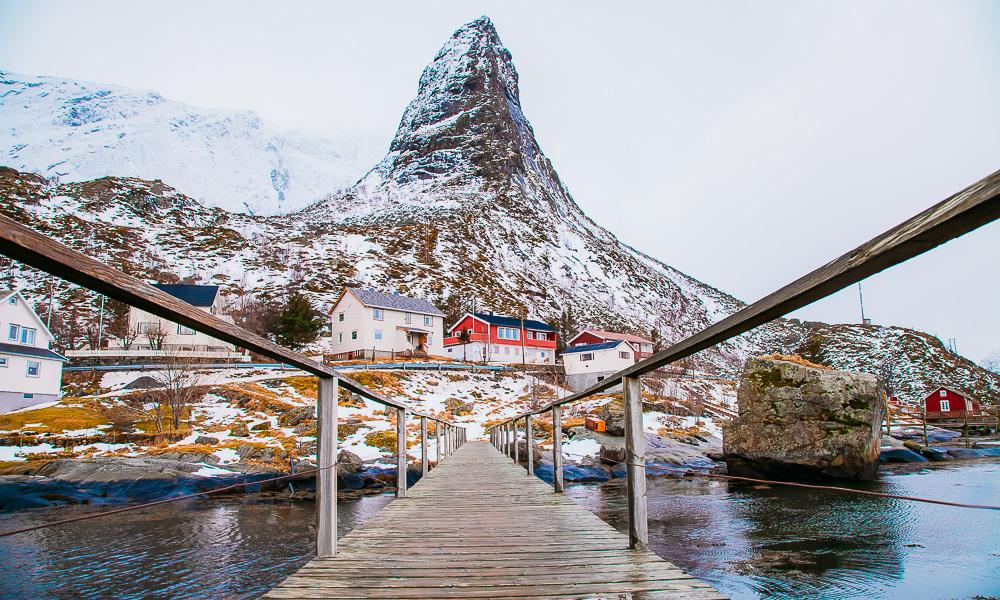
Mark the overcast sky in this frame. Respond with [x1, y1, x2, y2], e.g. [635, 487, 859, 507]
[1, 1, 998, 363]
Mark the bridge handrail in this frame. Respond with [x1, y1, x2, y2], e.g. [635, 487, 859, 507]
[489, 167, 1000, 549]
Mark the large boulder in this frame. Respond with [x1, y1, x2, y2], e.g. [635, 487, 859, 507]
[337, 449, 364, 476]
[598, 400, 625, 436]
[279, 406, 315, 427]
[723, 356, 884, 480]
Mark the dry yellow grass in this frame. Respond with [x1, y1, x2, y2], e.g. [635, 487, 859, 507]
[759, 353, 830, 370]
[282, 376, 318, 397]
[0, 404, 107, 433]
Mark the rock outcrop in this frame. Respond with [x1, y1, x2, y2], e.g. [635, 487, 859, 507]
[723, 356, 884, 480]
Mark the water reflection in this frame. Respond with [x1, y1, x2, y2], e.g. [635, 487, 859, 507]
[567, 462, 1000, 599]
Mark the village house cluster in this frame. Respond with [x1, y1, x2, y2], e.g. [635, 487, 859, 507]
[0, 283, 989, 418]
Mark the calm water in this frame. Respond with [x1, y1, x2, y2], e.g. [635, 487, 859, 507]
[1, 462, 998, 599]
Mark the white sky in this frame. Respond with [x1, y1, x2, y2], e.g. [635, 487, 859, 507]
[1, 0, 998, 363]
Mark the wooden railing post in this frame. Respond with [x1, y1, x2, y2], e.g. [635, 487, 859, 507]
[513, 420, 519, 465]
[396, 407, 408, 498]
[623, 375, 648, 549]
[316, 376, 338, 557]
[525, 415, 534, 476]
[552, 405, 564, 493]
[420, 416, 428, 477]
[435, 421, 442, 465]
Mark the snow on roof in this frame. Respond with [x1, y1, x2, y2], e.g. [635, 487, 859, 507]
[347, 288, 444, 316]
[0, 289, 13, 300]
[152, 283, 219, 307]
[561, 341, 629, 354]
[572, 328, 653, 345]
[472, 313, 555, 332]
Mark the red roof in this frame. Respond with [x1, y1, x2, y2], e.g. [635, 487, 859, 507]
[572, 329, 654, 345]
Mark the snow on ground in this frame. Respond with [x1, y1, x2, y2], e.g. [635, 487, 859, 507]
[0, 443, 57, 462]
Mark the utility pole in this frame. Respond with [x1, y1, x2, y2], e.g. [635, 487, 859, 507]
[858, 283, 868, 325]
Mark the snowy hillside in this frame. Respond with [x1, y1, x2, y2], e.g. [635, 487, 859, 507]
[0, 71, 380, 214]
[982, 349, 1000, 374]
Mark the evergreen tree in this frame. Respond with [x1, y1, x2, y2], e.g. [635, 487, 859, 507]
[273, 292, 324, 350]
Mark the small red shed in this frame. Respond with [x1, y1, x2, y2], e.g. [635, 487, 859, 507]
[923, 386, 981, 420]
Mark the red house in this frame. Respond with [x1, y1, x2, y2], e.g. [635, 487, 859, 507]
[444, 313, 557, 364]
[567, 329, 656, 360]
[924, 386, 982, 420]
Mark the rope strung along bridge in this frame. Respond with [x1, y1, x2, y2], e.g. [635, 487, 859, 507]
[0, 168, 996, 598]
[266, 441, 723, 599]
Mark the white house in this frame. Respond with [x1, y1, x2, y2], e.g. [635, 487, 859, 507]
[567, 329, 656, 359]
[561, 340, 636, 392]
[68, 283, 248, 361]
[328, 288, 445, 359]
[0, 289, 66, 412]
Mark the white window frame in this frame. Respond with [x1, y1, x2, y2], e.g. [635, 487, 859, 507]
[337, 332, 343, 343]
[939, 399, 950, 412]
[423, 315, 432, 326]
[374, 329, 383, 341]
[373, 308, 384, 321]
[939, 389, 947, 397]
[7, 296, 15, 305]
[351, 330, 358, 340]
[177, 324, 195, 335]
[137, 322, 159, 334]
[619, 351, 630, 359]
[338, 312, 345, 322]
[405, 312, 412, 324]
[8, 324, 19, 341]
[26, 360, 40, 377]
[21, 328, 36, 345]
[0, 357, 7, 367]
[581, 353, 594, 361]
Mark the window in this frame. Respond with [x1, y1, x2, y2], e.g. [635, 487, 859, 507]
[7, 296, 15, 305]
[939, 389, 947, 397]
[177, 324, 195, 335]
[338, 312, 345, 322]
[540, 351, 546, 358]
[581, 353, 594, 361]
[427, 335, 432, 345]
[338, 332, 343, 343]
[0, 357, 7, 367]
[492, 345, 500, 353]
[966, 399, 973, 411]
[20, 328, 36, 345]
[596, 376, 605, 382]
[940, 400, 950, 412]
[8, 324, 19, 340]
[351, 330, 358, 340]
[373, 308, 383, 321]
[23, 393, 33, 399]
[504, 346, 511, 355]
[405, 313, 412, 324]
[137, 322, 159, 334]
[424, 315, 432, 326]
[497, 327, 520, 340]
[619, 351, 630, 359]
[26, 361, 40, 377]
[374, 329, 383, 341]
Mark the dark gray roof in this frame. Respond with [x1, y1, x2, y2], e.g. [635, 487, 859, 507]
[152, 283, 219, 307]
[348, 288, 444, 316]
[473, 313, 555, 332]
[562, 341, 627, 354]
[0, 342, 66, 361]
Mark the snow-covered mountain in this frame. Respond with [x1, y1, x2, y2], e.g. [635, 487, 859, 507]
[0, 71, 380, 214]
[1, 17, 997, 403]
[982, 349, 1000, 374]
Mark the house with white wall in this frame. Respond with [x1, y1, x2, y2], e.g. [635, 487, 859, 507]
[67, 283, 248, 361]
[561, 340, 636, 392]
[0, 289, 66, 412]
[328, 288, 445, 360]
[567, 329, 656, 359]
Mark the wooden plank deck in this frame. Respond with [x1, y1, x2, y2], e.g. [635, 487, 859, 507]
[264, 441, 725, 599]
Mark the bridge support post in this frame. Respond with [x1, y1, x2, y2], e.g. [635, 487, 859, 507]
[552, 405, 564, 493]
[420, 416, 428, 477]
[506, 423, 513, 459]
[623, 375, 648, 549]
[525, 415, 534, 476]
[316, 376, 338, 557]
[396, 407, 408, 498]
[435, 421, 441, 466]
[513, 420, 519, 465]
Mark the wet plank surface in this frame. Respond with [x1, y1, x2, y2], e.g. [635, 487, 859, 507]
[263, 441, 726, 599]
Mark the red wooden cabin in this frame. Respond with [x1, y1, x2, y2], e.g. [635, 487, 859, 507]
[443, 313, 557, 364]
[924, 386, 981, 420]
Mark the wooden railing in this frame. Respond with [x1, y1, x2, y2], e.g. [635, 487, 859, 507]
[0, 212, 467, 558]
[490, 168, 1000, 550]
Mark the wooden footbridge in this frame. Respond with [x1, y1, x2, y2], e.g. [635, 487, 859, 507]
[0, 169, 997, 598]
[265, 441, 723, 599]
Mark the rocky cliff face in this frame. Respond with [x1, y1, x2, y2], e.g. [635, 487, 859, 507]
[1, 17, 997, 401]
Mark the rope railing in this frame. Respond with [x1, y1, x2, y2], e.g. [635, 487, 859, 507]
[489, 168, 1000, 549]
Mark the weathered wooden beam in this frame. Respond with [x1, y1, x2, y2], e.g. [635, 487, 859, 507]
[396, 407, 408, 498]
[518, 168, 1000, 417]
[435, 421, 441, 466]
[316, 377, 338, 557]
[525, 415, 534, 476]
[420, 416, 428, 477]
[513, 420, 519, 465]
[623, 375, 648, 550]
[552, 405, 564, 493]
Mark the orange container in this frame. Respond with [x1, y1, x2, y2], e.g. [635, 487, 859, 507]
[585, 417, 606, 433]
